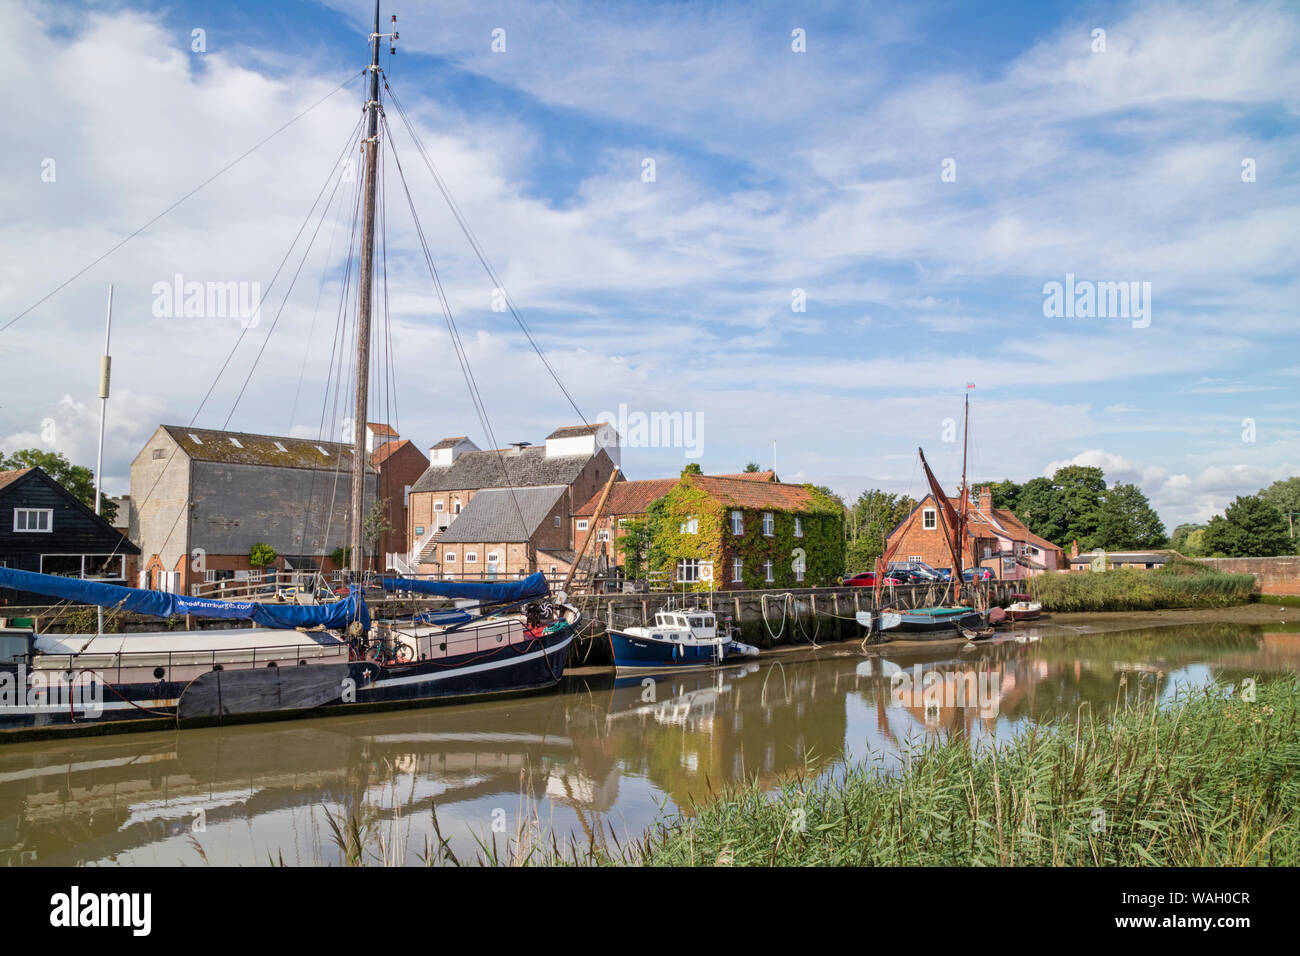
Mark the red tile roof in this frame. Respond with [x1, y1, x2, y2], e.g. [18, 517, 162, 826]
[370, 438, 424, 467]
[0, 467, 34, 492]
[367, 422, 399, 437]
[688, 475, 814, 510]
[711, 470, 777, 482]
[574, 478, 678, 517]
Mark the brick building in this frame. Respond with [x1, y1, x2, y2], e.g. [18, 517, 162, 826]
[405, 423, 620, 576]
[129, 425, 377, 593]
[887, 485, 1064, 579]
[365, 424, 429, 571]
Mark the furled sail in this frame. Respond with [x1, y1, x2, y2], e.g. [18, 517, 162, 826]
[380, 572, 549, 602]
[0, 567, 369, 631]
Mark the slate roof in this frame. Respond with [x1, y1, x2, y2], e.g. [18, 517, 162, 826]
[435, 485, 567, 544]
[573, 478, 677, 517]
[159, 425, 375, 472]
[409, 445, 596, 493]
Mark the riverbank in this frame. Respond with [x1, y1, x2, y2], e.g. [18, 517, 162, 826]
[516, 675, 1298, 866]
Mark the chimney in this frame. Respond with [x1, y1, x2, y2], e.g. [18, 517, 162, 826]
[1070, 539, 1080, 558]
[978, 485, 993, 514]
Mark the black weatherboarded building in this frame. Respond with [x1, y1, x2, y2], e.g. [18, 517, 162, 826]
[0, 467, 140, 606]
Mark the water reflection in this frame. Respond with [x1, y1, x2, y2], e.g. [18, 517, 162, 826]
[0, 621, 1295, 865]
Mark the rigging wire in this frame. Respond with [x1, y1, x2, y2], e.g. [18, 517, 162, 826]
[0, 70, 365, 336]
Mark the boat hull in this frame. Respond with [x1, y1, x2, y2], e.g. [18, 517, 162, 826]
[609, 630, 726, 671]
[891, 608, 983, 637]
[0, 622, 575, 739]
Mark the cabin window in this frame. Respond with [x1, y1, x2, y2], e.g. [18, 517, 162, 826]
[731, 510, 743, 535]
[764, 559, 774, 583]
[676, 558, 701, 583]
[762, 512, 774, 536]
[794, 516, 803, 537]
[434, 501, 444, 512]
[733, 558, 743, 582]
[445, 552, 457, 563]
[680, 515, 699, 535]
[14, 509, 52, 533]
[923, 509, 936, 530]
[576, 519, 589, 531]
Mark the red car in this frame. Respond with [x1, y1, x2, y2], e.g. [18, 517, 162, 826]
[843, 571, 902, 587]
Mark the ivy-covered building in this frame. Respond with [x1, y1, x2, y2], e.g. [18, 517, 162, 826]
[641, 474, 845, 591]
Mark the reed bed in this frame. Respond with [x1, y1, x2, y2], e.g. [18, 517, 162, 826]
[495, 677, 1296, 867]
[1028, 562, 1256, 612]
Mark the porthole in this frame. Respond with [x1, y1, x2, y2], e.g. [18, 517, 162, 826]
[266, 661, 278, 668]
[298, 660, 308, 666]
[213, 664, 224, 672]
[153, 667, 166, 680]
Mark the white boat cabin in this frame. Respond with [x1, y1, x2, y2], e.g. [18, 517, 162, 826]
[640, 610, 725, 646]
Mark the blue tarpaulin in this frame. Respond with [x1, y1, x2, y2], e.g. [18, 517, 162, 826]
[380, 573, 549, 603]
[0, 567, 369, 631]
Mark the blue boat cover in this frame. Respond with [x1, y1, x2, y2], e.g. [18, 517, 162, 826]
[380, 573, 549, 602]
[0, 567, 369, 631]
[412, 609, 473, 626]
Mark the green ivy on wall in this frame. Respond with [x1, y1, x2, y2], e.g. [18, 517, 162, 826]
[643, 478, 846, 591]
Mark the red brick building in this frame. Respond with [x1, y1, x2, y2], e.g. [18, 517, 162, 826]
[367, 424, 429, 572]
[887, 485, 1064, 580]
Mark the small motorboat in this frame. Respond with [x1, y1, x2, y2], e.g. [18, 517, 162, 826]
[1006, 595, 1042, 621]
[609, 608, 758, 672]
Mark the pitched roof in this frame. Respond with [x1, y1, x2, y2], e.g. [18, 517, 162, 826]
[888, 493, 1064, 552]
[410, 445, 597, 493]
[546, 424, 603, 439]
[573, 478, 678, 517]
[367, 422, 398, 437]
[0, 467, 34, 493]
[687, 475, 815, 510]
[711, 471, 777, 482]
[159, 425, 374, 472]
[370, 438, 424, 467]
[430, 436, 469, 450]
[435, 485, 567, 544]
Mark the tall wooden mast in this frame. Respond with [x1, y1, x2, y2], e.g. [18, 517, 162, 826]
[349, 0, 383, 581]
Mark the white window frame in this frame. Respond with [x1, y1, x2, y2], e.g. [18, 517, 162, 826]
[596, 529, 610, 542]
[403, 484, 412, 507]
[764, 559, 774, 583]
[676, 558, 701, 583]
[923, 508, 937, 530]
[444, 552, 457, 563]
[762, 512, 774, 536]
[731, 510, 743, 535]
[453, 501, 462, 515]
[794, 516, 803, 538]
[680, 515, 699, 535]
[465, 552, 478, 564]
[14, 508, 52, 533]
[434, 501, 444, 512]
[486, 551, 501, 564]
[732, 558, 743, 582]
[576, 519, 589, 531]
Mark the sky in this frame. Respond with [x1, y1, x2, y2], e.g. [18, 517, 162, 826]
[0, 0, 1297, 533]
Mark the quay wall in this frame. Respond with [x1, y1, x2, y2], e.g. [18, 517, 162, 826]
[1196, 556, 1300, 595]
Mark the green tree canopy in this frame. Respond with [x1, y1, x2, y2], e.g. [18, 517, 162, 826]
[1093, 482, 1167, 550]
[743, 461, 761, 473]
[1201, 495, 1291, 557]
[249, 543, 278, 567]
[0, 448, 117, 523]
[846, 489, 917, 572]
[1013, 466, 1109, 550]
[681, 463, 703, 475]
[1258, 477, 1300, 528]
[1169, 522, 1206, 555]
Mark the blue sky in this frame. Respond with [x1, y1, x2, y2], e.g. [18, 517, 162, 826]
[1, 0, 1297, 531]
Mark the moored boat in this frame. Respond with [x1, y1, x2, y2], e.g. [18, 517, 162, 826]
[1006, 595, 1042, 621]
[609, 608, 759, 672]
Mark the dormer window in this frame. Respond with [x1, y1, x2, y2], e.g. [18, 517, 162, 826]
[228, 437, 243, 449]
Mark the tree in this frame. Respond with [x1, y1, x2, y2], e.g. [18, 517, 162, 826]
[845, 489, 916, 571]
[330, 545, 352, 568]
[1169, 522, 1205, 555]
[249, 543, 278, 567]
[983, 479, 1022, 511]
[618, 517, 653, 579]
[1258, 477, 1300, 545]
[1014, 476, 1067, 546]
[681, 463, 703, 475]
[1201, 495, 1291, 557]
[1012, 467, 1106, 550]
[1093, 483, 1167, 550]
[0, 448, 117, 522]
[363, 497, 391, 565]
[1184, 527, 1207, 557]
[743, 461, 762, 473]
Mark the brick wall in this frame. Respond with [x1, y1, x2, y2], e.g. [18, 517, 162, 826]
[1197, 556, 1300, 595]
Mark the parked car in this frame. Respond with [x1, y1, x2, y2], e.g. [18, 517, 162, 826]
[842, 571, 903, 587]
[888, 560, 946, 581]
[887, 568, 932, 584]
[963, 567, 993, 582]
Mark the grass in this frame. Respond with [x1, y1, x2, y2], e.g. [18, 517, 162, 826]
[1027, 558, 1256, 612]
[314, 675, 1298, 867]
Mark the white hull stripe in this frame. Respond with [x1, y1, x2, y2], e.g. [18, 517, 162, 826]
[372, 635, 574, 690]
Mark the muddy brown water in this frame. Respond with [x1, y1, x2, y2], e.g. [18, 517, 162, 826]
[1, 612, 1297, 865]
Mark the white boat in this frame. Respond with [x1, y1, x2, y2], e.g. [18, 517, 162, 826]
[609, 608, 759, 672]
